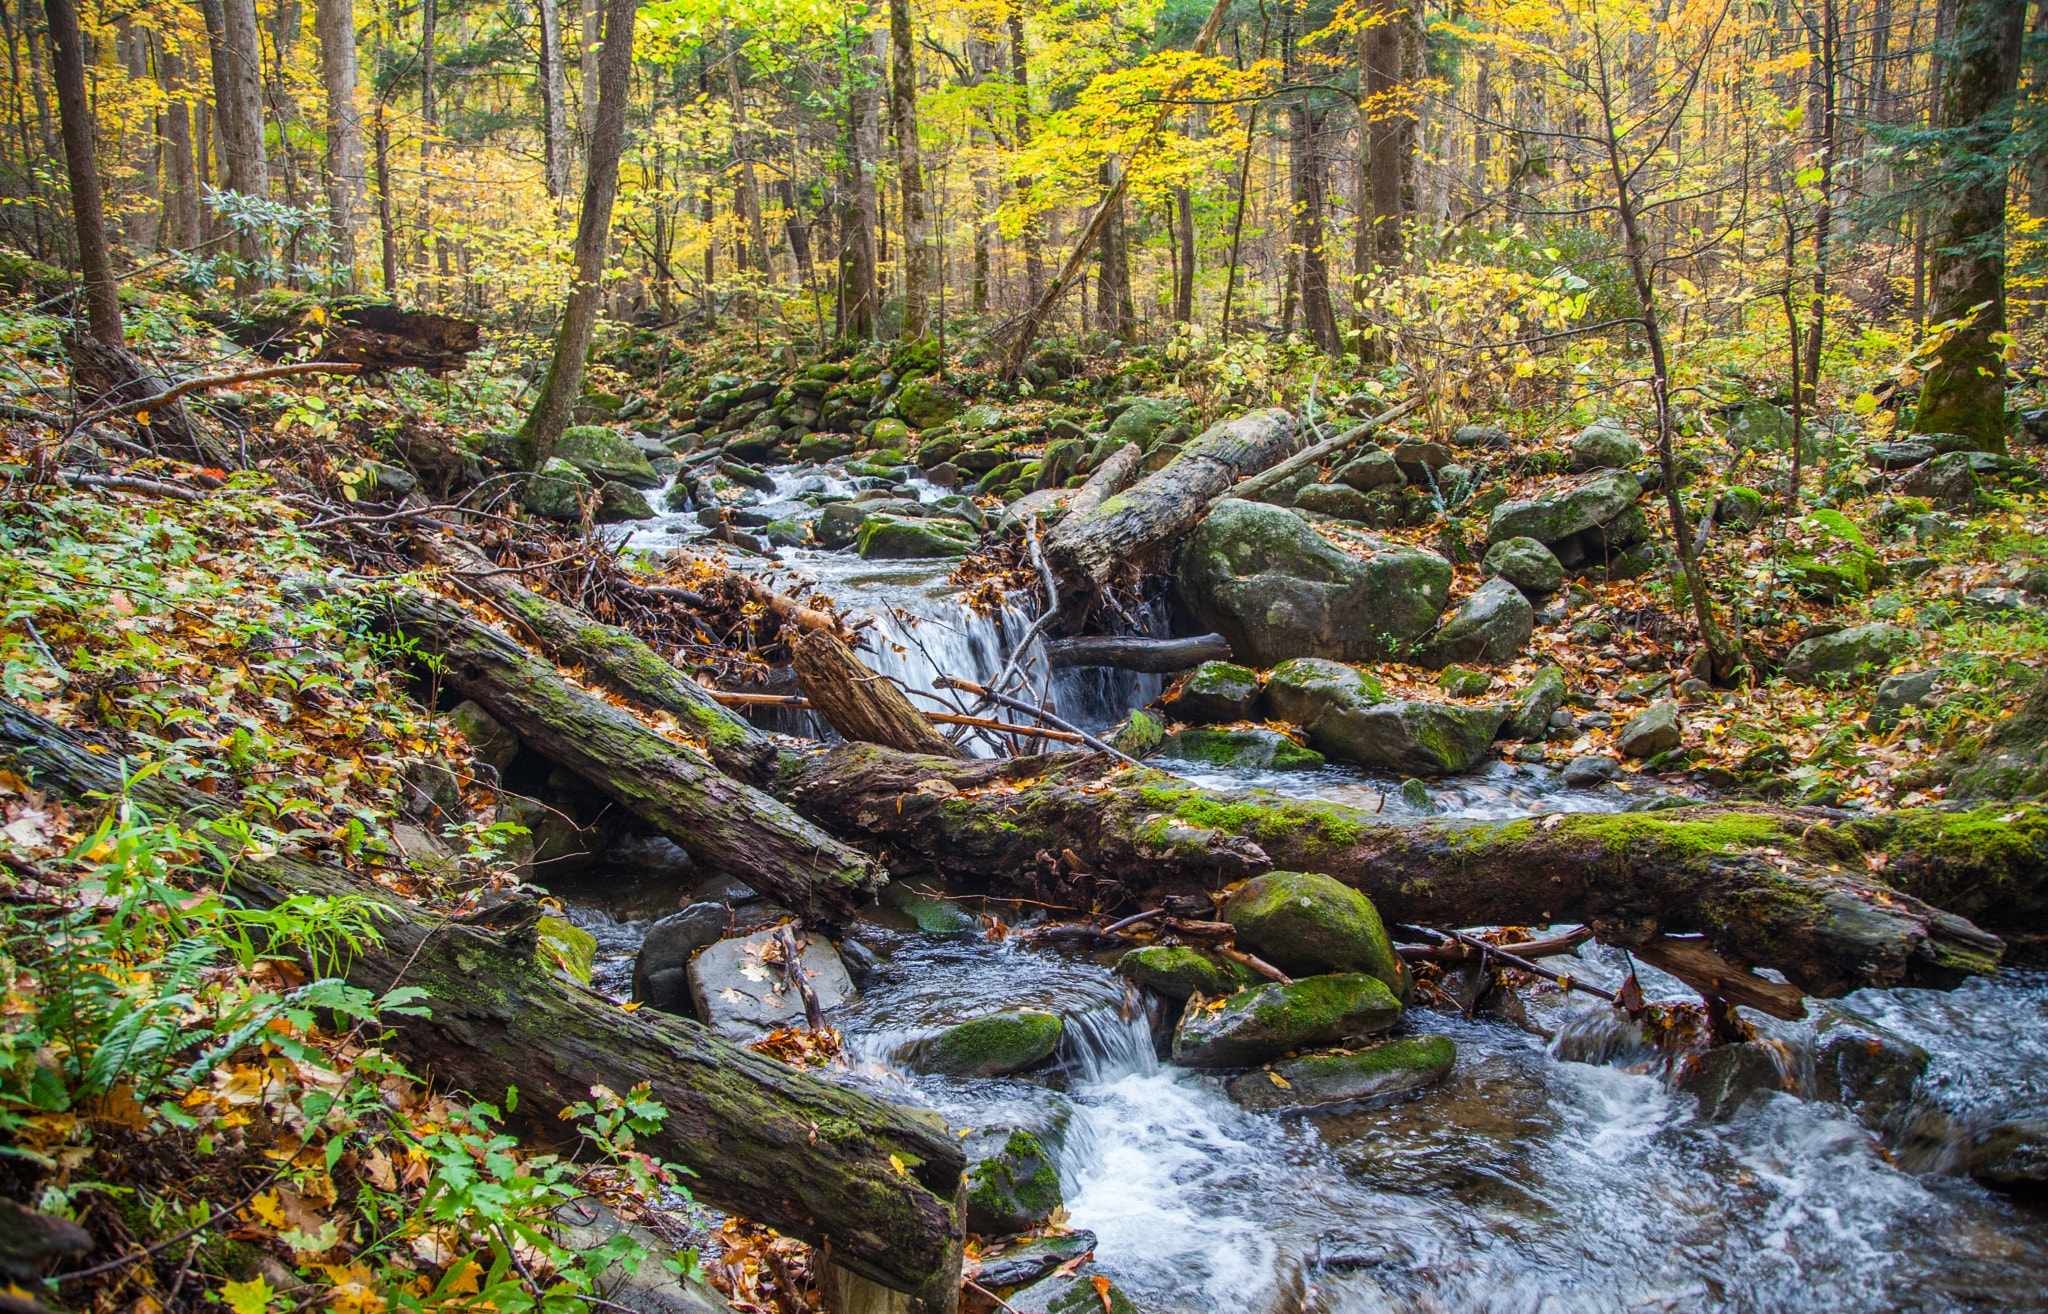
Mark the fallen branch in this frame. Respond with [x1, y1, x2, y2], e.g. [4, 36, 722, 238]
[1044, 633, 1231, 673]
[60, 470, 206, 502]
[1396, 925, 1594, 964]
[933, 675, 1146, 768]
[1214, 944, 1292, 985]
[1220, 393, 1429, 510]
[1413, 926, 1618, 1003]
[73, 361, 362, 431]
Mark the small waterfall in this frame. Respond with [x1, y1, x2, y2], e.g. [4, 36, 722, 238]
[1060, 999, 1159, 1084]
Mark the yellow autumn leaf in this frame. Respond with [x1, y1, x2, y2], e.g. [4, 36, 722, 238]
[249, 1190, 288, 1229]
[1267, 1070, 1291, 1089]
[218, 1275, 275, 1314]
[889, 1154, 908, 1177]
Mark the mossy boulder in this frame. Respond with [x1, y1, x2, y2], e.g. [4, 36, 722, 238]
[864, 417, 913, 449]
[1166, 661, 1263, 723]
[1483, 536, 1565, 596]
[1172, 973, 1402, 1069]
[1725, 400, 1793, 451]
[1115, 945, 1253, 1001]
[1109, 708, 1166, 756]
[1716, 486, 1766, 529]
[1783, 553, 1872, 602]
[1173, 499, 1452, 667]
[449, 699, 519, 773]
[1158, 728, 1324, 771]
[1569, 417, 1643, 471]
[1900, 450, 1982, 507]
[814, 502, 873, 549]
[1486, 472, 1641, 547]
[1616, 700, 1682, 758]
[1224, 1035, 1456, 1111]
[1011, 1272, 1141, 1314]
[916, 1009, 1065, 1078]
[1335, 448, 1403, 491]
[524, 458, 592, 521]
[1292, 483, 1384, 522]
[556, 425, 662, 489]
[1103, 396, 1186, 454]
[963, 1129, 1064, 1235]
[1781, 623, 1914, 686]
[1504, 666, 1569, 741]
[1436, 666, 1493, 698]
[895, 377, 965, 429]
[1263, 657, 1505, 775]
[856, 516, 975, 559]
[593, 481, 655, 524]
[1422, 578, 1534, 668]
[881, 881, 979, 936]
[955, 403, 1005, 433]
[1222, 871, 1407, 999]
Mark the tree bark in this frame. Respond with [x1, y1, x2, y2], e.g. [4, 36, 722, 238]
[219, 0, 270, 286]
[536, 0, 571, 197]
[314, 0, 364, 279]
[1043, 633, 1230, 672]
[1061, 440, 1142, 521]
[787, 745, 2018, 999]
[1173, 185, 1195, 323]
[0, 701, 963, 1299]
[199, 0, 240, 193]
[888, 0, 931, 337]
[1044, 407, 1298, 594]
[1288, 101, 1338, 351]
[1093, 159, 1135, 339]
[154, 36, 203, 251]
[793, 629, 964, 758]
[1910, 0, 2026, 453]
[838, 25, 884, 342]
[419, 0, 437, 125]
[1007, 1, 1043, 306]
[517, 0, 638, 468]
[374, 104, 398, 293]
[41, 0, 120, 345]
[1362, 0, 1404, 264]
[383, 588, 882, 922]
[724, 43, 771, 277]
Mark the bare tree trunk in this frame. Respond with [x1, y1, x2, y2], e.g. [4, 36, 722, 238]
[536, 0, 571, 197]
[219, 0, 270, 287]
[374, 102, 397, 293]
[888, 0, 930, 337]
[42, 0, 120, 344]
[1174, 185, 1195, 323]
[578, 0, 598, 146]
[1363, 0, 1403, 264]
[154, 35, 202, 250]
[419, 0, 437, 125]
[1007, 2, 1043, 305]
[518, 0, 639, 468]
[1094, 159, 1135, 339]
[839, 25, 883, 342]
[315, 0, 362, 281]
[1290, 102, 1338, 351]
[723, 43, 772, 277]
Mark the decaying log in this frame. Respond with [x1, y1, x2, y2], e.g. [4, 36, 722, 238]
[0, 701, 963, 1299]
[1397, 925, 1594, 964]
[203, 294, 480, 375]
[793, 629, 964, 758]
[1044, 408, 1299, 593]
[416, 534, 787, 785]
[1043, 632, 1231, 673]
[1061, 441, 1143, 523]
[1631, 934, 1808, 1020]
[785, 745, 2017, 1000]
[1220, 394, 1427, 510]
[384, 588, 882, 921]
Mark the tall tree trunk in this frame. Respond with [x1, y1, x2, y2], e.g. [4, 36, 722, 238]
[1290, 102, 1338, 351]
[838, 25, 883, 342]
[517, 0, 639, 468]
[155, 35, 202, 250]
[1007, 2, 1042, 305]
[1362, 0, 1403, 264]
[888, 0, 930, 337]
[315, 0, 363, 281]
[419, 0, 437, 125]
[1911, 0, 2026, 452]
[1173, 185, 1195, 323]
[198, 0, 236, 189]
[536, 0, 571, 197]
[219, 0, 270, 287]
[700, 183, 717, 326]
[1094, 158, 1135, 339]
[42, 0, 120, 345]
[724, 43, 771, 276]
[578, 0, 598, 146]
[374, 102, 397, 292]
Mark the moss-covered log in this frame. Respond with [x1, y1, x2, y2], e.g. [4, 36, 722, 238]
[787, 745, 2025, 996]
[383, 588, 881, 921]
[416, 534, 791, 787]
[0, 701, 963, 1300]
[201, 293, 481, 375]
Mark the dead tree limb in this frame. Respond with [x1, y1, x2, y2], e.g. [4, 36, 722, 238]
[792, 629, 964, 758]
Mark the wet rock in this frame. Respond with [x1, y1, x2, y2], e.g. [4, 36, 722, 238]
[537, 916, 596, 985]
[593, 481, 655, 523]
[1868, 440, 1935, 470]
[1108, 708, 1166, 757]
[1504, 667, 1569, 742]
[962, 1128, 1064, 1235]
[1452, 423, 1512, 450]
[1436, 665, 1493, 698]
[1809, 1004, 1929, 1128]
[687, 926, 854, 1041]
[1677, 1041, 1791, 1121]
[796, 433, 855, 463]
[1334, 448, 1402, 491]
[1780, 622, 1915, 686]
[856, 516, 975, 559]
[1167, 661, 1262, 723]
[1617, 700, 1682, 758]
[1399, 777, 1434, 811]
[881, 881, 978, 937]
[692, 874, 761, 905]
[1393, 440, 1454, 485]
[1486, 471, 1642, 548]
[1561, 754, 1619, 787]
[1900, 451, 1979, 507]
[1116, 945, 1252, 1001]
[1965, 1119, 2048, 1190]
[556, 425, 662, 489]
[1010, 1271, 1141, 1314]
[1264, 657, 1506, 776]
[1158, 727, 1323, 770]
[1173, 499, 1452, 667]
[1423, 578, 1534, 668]
[1224, 1035, 1456, 1112]
[1483, 536, 1565, 596]
[449, 700, 519, 774]
[1570, 418, 1643, 471]
[814, 502, 872, 548]
[632, 902, 731, 1014]
[1223, 871, 1408, 999]
[916, 1009, 1064, 1078]
[972, 1231, 1098, 1290]
[524, 458, 592, 521]
[1172, 973, 1402, 1069]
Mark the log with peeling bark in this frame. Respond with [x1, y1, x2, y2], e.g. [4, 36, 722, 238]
[1044, 409, 1299, 597]
[1043, 632, 1231, 673]
[0, 701, 963, 1303]
[415, 533, 789, 786]
[1062, 441, 1143, 523]
[784, 745, 2022, 999]
[382, 588, 882, 921]
[793, 629, 964, 758]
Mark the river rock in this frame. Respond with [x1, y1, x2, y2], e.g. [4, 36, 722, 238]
[1715, 486, 1766, 529]
[1561, 754, 1618, 787]
[1010, 1272, 1141, 1314]
[1436, 666, 1493, 697]
[1486, 471, 1642, 547]
[915, 1009, 1064, 1078]
[1965, 1119, 2048, 1189]
[1899, 451, 1979, 507]
[1780, 622, 1915, 686]
[1677, 1041, 1791, 1121]
[1335, 448, 1403, 490]
[556, 425, 662, 489]
[1809, 1004, 1929, 1129]
[1617, 700, 1682, 758]
[1224, 1035, 1456, 1112]
[1869, 440, 1935, 470]
[632, 902, 732, 1015]
[1392, 440, 1453, 484]
[525, 458, 592, 521]
[1293, 483, 1384, 522]
[973, 1231, 1099, 1290]
[1569, 417, 1643, 471]
[1504, 667, 1569, 741]
[963, 1128, 1064, 1234]
[856, 515, 974, 559]
[449, 700, 519, 774]
[1423, 578, 1534, 668]
[594, 481, 654, 523]
[687, 925, 854, 1041]
[880, 881, 978, 936]
[1453, 423, 1512, 450]
[895, 377, 965, 429]
[1167, 661, 1262, 723]
[1116, 945, 1253, 1001]
[1483, 536, 1565, 597]
[1174, 500, 1452, 666]
[1223, 871, 1408, 998]
[1264, 658, 1507, 776]
[1158, 727, 1323, 770]
[1173, 974, 1402, 1069]
[1104, 396, 1186, 453]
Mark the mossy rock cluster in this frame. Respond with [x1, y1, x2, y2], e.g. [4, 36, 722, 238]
[916, 1009, 1064, 1078]
[963, 1128, 1064, 1234]
[1168, 661, 1263, 723]
[1115, 945, 1254, 1001]
[1171, 973, 1402, 1069]
[1157, 728, 1323, 771]
[1224, 1035, 1456, 1111]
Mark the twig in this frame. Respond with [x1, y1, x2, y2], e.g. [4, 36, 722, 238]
[934, 675, 1158, 771]
[774, 923, 826, 1032]
[1224, 393, 1429, 508]
[61, 470, 205, 502]
[1214, 943, 1291, 985]
[56, 1164, 288, 1282]
[964, 1279, 1027, 1314]
[1101, 908, 1167, 935]
[72, 362, 363, 431]
[1422, 926, 1617, 1002]
[1397, 925, 1593, 964]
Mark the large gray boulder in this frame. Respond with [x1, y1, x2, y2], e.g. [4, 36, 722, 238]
[1483, 536, 1565, 596]
[1165, 661, 1262, 723]
[687, 926, 854, 1040]
[632, 902, 731, 1015]
[1617, 700, 1682, 758]
[1900, 451, 1979, 507]
[1174, 499, 1452, 666]
[1504, 666, 1569, 741]
[556, 425, 663, 489]
[1487, 471, 1641, 547]
[1224, 1035, 1455, 1111]
[1264, 658, 1507, 775]
[524, 458, 592, 521]
[1423, 578, 1534, 668]
[1780, 623, 1915, 686]
[1334, 448, 1402, 490]
[1569, 417, 1643, 471]
[1810, 1005, 1928, 1130]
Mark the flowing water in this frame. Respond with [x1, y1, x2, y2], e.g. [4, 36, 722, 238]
[584, 471, 2048, 1311]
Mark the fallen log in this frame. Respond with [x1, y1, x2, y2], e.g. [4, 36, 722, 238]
[785, 745, 2014, 999]
[1043, 633, 1231, 673]
[0, 700, 963, 1301]
[416, 534, 788, 786]
[1396, 925, 1594, 964]
[1631, 934, 1806, 1020]
[1062, 442, 1143, 523]
[1220, 394, 1427, 510]
[201, 294, 480, 375]
[1043, 408, 1299, 596]
[793, 629, 964, 758]
[383, 588, 882, 921]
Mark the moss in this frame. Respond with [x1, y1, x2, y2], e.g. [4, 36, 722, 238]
[536, 916, 597, 984]
[964, 1129, 1063, 1234]
[1116, 944, 1252, 1000]
[1172, 973, 1403, 1068]
[918, 1009, 1064, 1078]
[1136, 786, 1370, 852]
